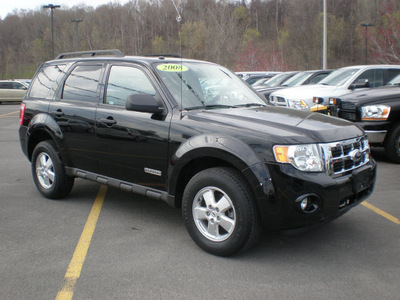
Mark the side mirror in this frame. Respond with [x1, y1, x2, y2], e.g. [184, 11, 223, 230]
[350, 79, 370, 90]
[126, 94, 164, 114]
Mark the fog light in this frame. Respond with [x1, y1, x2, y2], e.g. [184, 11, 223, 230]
[300, 198, 309, 210]
[295, 194, 320, 214]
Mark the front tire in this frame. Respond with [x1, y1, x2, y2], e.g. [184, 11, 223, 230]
[31, 141, 74, 199]
[384, 124, 400, 163]
[182, 167, 261, 256]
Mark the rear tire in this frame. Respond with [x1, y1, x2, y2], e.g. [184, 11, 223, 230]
[31, 140, 74, 199]
[384, 124, 400, 163]
[182, 167, 261, 256]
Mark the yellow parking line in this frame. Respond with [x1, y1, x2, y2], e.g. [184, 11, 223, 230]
[362, 201, 400, 225]
[56, 185, 107, 300]
[0, 111, 19, 118]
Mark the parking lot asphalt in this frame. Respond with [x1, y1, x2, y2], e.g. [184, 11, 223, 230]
[1, 103, 399, 300]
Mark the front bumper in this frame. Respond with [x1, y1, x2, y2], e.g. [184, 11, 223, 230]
[365, 130, 387, 144]
[260, 160, 376, 230]
[357, 121, 391, 144]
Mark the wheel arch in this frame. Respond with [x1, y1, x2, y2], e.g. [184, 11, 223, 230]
[26, 114, 66, 162]
[168, 134, 275, 211]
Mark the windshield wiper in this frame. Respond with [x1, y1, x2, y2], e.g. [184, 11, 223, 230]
[233, 103, 267, 108]
[185, 104, 236, 111]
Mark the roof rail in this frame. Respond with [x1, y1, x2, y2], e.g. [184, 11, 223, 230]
[55, 49, 124, 59]
[141, 54, 181, 58]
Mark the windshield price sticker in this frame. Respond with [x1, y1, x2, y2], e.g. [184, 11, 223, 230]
[157, 64, 188, 72]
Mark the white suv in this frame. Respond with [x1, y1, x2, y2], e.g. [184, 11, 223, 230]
[269, 65, 400, 110]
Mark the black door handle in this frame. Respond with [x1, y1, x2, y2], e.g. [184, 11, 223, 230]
[52, 109, 64, 117]
[100, 117, 117, 126]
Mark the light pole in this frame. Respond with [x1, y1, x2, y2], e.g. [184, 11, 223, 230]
[43, 4, 60, 58]
[361, 23, 374, 65]
[322, 0, 327, 70]
[71, 19, 83, 51]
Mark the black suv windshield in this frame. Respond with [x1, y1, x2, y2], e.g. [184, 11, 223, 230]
[154, 62, 266, 110]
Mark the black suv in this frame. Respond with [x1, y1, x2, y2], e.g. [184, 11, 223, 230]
[19, 50, 376, 256]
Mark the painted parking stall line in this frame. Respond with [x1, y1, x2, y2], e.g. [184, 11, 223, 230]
[0, 111, 19, 118]
[56, 185, 107, 300]
[362, 201, 400, 225]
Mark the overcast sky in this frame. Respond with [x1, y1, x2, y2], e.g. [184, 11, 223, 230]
[0, 0, 130, 19]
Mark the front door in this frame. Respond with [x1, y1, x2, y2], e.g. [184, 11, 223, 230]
[95, 64, 170, 191]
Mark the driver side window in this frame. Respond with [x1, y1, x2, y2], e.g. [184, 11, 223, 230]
[353, 69, 384, 88]
[105, 66, 156, 106]
[354, 70, 375, 87]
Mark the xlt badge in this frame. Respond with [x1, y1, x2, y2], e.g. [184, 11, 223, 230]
[144, 167, 162, 177]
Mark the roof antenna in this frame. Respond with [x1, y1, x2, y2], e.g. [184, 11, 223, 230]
[171, 0, 184, 119]
[171, 0, 182, 23]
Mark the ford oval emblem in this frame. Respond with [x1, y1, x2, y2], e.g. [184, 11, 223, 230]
[349, 149, 362, 162]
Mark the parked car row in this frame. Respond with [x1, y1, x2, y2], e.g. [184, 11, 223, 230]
[255, 70, 332, 101]
[268, 65, 400, 110]
[0, 79, 30, 104]
[235, 71, 281, 85]
[238, 65, 400, 163]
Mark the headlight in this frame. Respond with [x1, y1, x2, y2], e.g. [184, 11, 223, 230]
[361, 105, 391, 120]
[273, 144, 323, 172]
[329, 98, 341, 105]
[287, 99, 309, 110]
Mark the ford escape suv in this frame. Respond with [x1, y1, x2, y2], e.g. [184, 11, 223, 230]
[19, 50, 376, 256]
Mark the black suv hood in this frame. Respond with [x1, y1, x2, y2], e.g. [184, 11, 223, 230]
[187, 106, 364, 144]
[340, 86, 400, 105]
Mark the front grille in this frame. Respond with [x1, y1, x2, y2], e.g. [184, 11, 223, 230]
[321, 136, 370, 176]
[339, 101, 358, 121]
[338, 111, 357, 121]
[340, 101, 356, 111]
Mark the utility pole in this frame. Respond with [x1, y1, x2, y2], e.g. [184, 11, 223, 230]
[361, 23, 374, 65]
[322, 0, 327, 70]
[43, 4, 60, 58]
[71, 19, 83, 51]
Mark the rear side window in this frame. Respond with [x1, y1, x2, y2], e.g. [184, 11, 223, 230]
[386, 69, 400, 83]
[0, 82, 13, 89]
[29, 64, 68, 99]
[62, 65, 102, 102]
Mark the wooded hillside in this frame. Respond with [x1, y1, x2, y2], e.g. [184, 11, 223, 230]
[0, 0, 399, 79]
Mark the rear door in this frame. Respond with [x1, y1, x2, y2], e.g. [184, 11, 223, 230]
[0, 82, 13, 101]
[10, 82, 28, 101]
[48, 62, 105, 173]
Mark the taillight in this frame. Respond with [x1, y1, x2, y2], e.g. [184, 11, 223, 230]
[19, 103, 26, 125]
